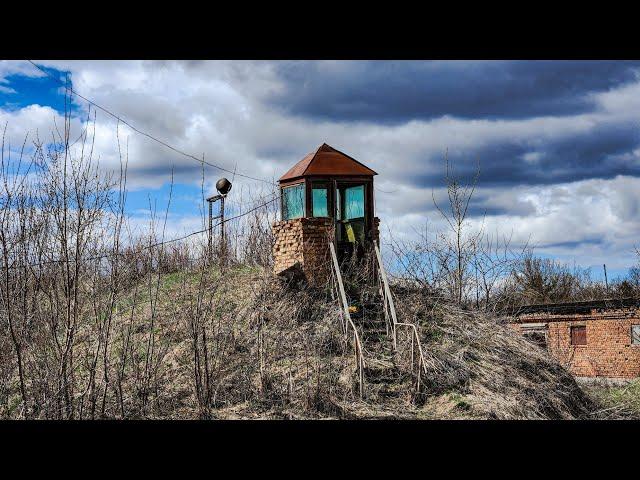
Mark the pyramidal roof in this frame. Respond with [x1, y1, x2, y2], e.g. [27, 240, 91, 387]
[279, 143, 377, 182]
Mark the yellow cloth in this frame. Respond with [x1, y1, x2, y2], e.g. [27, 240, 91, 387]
[345, 223, 356, 243]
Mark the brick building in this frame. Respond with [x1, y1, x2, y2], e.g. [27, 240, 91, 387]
[510, 298, 640, 379]
[272, 143, 380, 285]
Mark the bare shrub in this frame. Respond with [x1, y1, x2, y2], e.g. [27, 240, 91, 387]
[388, 155, 526, 310]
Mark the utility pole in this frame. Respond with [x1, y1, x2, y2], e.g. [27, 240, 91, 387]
[603, 264, 609, 293]
[206, 194, 222, 262]
[206, 178, 232, 264]
[208, 199, 213, 255]
[220, 195, 225, 249]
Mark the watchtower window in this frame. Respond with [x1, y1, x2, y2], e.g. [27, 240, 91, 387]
[335, 183, 366, 244]
[311, 183, 329, 217]
[632, 325, 640, 345]
[342, 184, 365, 220]
[282, 183, 305, 220]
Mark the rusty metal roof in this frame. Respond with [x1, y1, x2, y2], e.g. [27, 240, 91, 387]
[279, 143, 377, 182]
[513, 297, 640, 318]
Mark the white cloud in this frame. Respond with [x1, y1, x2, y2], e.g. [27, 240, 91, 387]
[0, 60, 43, 81]
[0, 104, 67, 146]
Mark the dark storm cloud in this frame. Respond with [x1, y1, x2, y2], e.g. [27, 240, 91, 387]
[267, 61, 640, 123]
[449, 200, 533, 219]
[465, 191, 537, 218]
[541, 238, 605, 249]
[255, 144, 304, 161]
[407, 122, 640, 189]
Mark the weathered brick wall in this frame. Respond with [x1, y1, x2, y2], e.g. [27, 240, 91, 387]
[272, 219, 304, 275]
[512, 309, 640, 378]
[372, 216, 380, 245]
[272, 217, 333, 286]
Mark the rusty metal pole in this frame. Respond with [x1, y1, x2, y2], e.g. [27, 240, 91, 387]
[220, 195, 225, 262]
[206, 178, 232, 267]
[208, 199, 213, 261]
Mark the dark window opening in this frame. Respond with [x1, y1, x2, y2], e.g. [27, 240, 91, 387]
[524, 330, 547, 350]
[570, 325, 587, 346]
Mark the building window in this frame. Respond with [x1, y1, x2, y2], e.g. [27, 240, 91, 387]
[523, 330, 547, 350]
[632, 325, 640, 345]
[570, 325, 587, 346]
[282, 183, 305, 220]
[311, 183, 328, 217]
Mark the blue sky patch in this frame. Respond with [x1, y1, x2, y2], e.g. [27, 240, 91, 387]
[0, 65, 77, 114]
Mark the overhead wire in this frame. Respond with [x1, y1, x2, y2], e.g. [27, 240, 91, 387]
[3, 62, 284, 271]
[3, 194, 279, 271]
[27, 60, 278, 186]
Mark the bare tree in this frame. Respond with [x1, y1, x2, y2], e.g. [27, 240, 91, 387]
[472, 231, 529, 312]
[431, 154, 481, 305]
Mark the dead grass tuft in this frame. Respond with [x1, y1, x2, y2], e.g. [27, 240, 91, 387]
[395, 291, 596, 419]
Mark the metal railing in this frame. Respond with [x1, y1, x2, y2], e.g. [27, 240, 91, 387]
[329, 242, 365, 398]
[374, 244, 428, 388]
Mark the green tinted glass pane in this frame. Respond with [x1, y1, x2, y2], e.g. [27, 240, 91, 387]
[282, 184, 305, 219]
[312, 188, 328, 217]
[344, 185, 364, 220]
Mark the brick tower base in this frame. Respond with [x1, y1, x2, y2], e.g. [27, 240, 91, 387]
[272, 216, 382, 287]
[272, 217, 333, 287]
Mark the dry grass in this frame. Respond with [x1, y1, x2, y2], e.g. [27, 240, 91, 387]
[1, 256, 608, 419]
[82, 266, 599, 419]
[393, 290, 597, 419]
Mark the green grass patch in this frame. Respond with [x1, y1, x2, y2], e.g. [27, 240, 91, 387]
[448, 392, 472, 411]
[588, 379, 640, 418]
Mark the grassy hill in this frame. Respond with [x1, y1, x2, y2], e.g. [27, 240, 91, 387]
[6, 260, 634, 419]
[67, 263, 603, 419]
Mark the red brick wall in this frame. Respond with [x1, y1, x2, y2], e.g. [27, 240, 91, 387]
[511, 310, 640, 378]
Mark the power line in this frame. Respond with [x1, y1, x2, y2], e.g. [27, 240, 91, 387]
[3, 195, 279, 271]
[4, 62, 283, 270]
[27, 60, 278, 187]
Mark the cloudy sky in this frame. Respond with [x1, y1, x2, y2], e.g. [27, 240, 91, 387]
[1, 60, 640, 279]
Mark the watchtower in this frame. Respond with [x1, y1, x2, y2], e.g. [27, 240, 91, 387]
[272, 143, 380, 284]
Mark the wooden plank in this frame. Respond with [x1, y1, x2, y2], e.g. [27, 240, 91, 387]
[571, 325, 587, 345]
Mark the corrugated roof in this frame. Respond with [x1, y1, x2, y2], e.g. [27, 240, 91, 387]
[279, 143, 377, 182]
